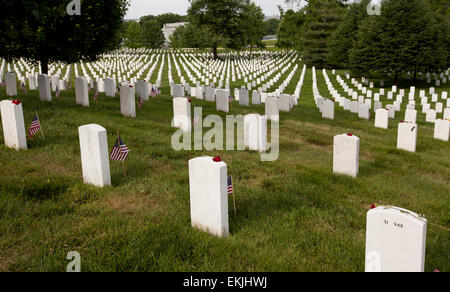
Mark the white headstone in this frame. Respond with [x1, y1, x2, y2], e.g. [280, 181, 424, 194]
[244, 114, 267, 152]
[239, 89, 249, 106]
[374, 109, 389, 129]
[322, 100, 335, 120]
[358, 103, 370, 119]
[365, 206, 426, 272]
[425, 110, 436, 123]
[0, 100, 27, 151]
[136, 80, 149, 101]
[78, 124, 111, 187]
[75, 77, 89, 107]
[444, 108, 450, 120]
[205, 86, 215, 102]
[120, 85, 136, 118]
[189, 157, 229, 238]
[105, 78, 116, 97]
[433, 119, 449, 142]
[5, 72, 17, 97]
[404, 109, 417, 123]
[333, 134, 359, 178]
[279, 94, 293, 112]
[216, 89, 229, 113]
[38, 74, 52, 102]
[265, 96, 279, 122]
[252, 90, 261, 105]
[173, 97, 191, 132]
[397, 122, 417, 152]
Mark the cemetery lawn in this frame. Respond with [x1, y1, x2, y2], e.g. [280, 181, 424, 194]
[0, 65, 449, 272]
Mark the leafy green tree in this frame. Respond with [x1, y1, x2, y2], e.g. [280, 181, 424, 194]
[300, 0, 345, 68]
[0, 0, 128, 74]
[349, 0, 448, 83]
[242, 0, 266, 54]
[276, 10, 304, 52]
[125, 21, 142, 48]
[188, 0, 247, 58]
[264, 18, 280, 36]
[170, 23, 222, 49]
[427, 0, 450, 17]
[351, 0, 448, 83]
[141, 19, 165, 48]
[348, 15, 383, 76]
[327, 0, 370, 68]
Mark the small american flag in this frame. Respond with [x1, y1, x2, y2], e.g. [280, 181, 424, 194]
[434, 269, 440, 272]
[20, 81, 27, 93]
[227, 175, 234, 195]
[0, 79, 5, 86]
[67, 80, 72, 89]
[157, 87, 161, 95]
[110, 137, 130, 162]
[28, 115, 41, 138]
[55, 85, 60, 98]
[229, 95, 233, 102]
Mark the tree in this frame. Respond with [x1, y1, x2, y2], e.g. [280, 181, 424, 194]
[0, 0, 129, 74]
[327, 0, 370, 68]
[300, 0, 345, 68]
[349, 0, 448, 83]
[188, 0, 247, 58]
[170, 23, 221, 49]
[264, 18, 281, 36]
[125, 21, 142, 48]
[140, 19, 165, 48]
[242, 0, 266, 54]
[276, 10, 304, 52]
[348, 15, 383, 76]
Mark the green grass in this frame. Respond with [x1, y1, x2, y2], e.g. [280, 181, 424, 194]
[0, 61, 449, 272]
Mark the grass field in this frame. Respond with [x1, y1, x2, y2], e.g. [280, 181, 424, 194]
[0, 59, 449, 272]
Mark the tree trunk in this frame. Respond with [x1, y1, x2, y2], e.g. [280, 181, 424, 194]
[213, 47, 218, 60]
[40, 58, 49, 75]
[413, 70, 417, 83]
[394, 72, 398, 86]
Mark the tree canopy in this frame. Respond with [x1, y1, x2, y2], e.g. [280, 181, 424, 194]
[0, 0, 129, 73]
[187, 0, 247, 58]
[348, 0, 449, 82]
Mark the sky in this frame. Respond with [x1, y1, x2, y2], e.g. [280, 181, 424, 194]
[125, 0, 290, 20]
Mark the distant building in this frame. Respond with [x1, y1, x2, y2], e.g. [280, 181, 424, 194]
[162, 22, 189, 47]
[263, 35, 278, 41]
[264, 15, 280, 21]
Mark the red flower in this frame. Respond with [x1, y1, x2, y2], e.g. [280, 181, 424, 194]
[188, 98, 192, 103]
[12, 100, 21, 105]
[347, 133, 353, 137]
[213, 156, 222, 162]
[370, 204, 377, 209]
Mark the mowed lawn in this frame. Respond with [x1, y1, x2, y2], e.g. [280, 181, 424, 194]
[0, 62, 449, 272]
